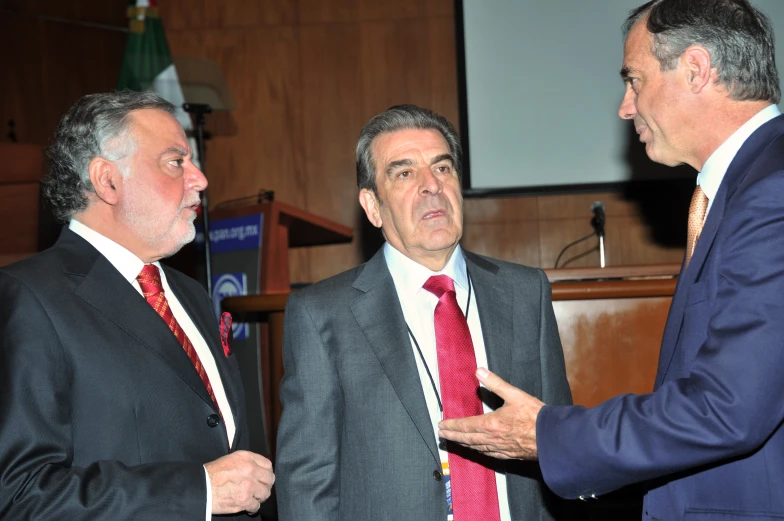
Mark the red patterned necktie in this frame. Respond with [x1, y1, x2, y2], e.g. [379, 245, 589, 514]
[423, 275, 500, 521]
[136, 264, 221, 413]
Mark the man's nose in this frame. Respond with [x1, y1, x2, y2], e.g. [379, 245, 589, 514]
[618, 89, 636, 120]
[187, 163, 208, 192]
[419, 168, 442, 195]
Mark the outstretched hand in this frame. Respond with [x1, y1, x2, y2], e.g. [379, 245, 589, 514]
[438, 368, 543, 460]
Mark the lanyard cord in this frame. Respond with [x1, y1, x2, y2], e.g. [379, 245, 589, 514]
[406, 270, 473, 415]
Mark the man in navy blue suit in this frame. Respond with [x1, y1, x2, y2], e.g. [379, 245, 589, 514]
[440, 0, 784, 519]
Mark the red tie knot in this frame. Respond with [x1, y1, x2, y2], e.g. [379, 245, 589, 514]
[136, 264, 164, 298]
[423, 274, 455, 299]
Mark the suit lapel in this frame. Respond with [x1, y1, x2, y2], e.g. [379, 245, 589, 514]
[349, 250, 440, 464]
[655, 115, 784, 386]
[60, 231, 219, 412]
[165, 268, 241, 446]
[464, 252, 513, 386]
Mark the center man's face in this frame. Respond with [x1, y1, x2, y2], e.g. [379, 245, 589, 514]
[359, 128, 463, 268]
[117, 108, 207, 260]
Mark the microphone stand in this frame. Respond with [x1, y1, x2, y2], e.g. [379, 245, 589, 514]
[183, 102, 214, 295]
[591, 210, 606, 268]
[599, 234, 606, 268]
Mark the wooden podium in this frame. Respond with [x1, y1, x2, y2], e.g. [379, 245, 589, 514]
[216, 201, 352, 454]
[211, 200, 354, 294]
[545, 264, 680, 406]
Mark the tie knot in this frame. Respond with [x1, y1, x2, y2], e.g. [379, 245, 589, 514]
[423, 274, 455, 298]
[137, 264, 164, 298]
[690, 185, 709, 214]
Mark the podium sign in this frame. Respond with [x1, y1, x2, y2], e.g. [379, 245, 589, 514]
[209, 200, 354, 456]
[196, 213, 269, 453]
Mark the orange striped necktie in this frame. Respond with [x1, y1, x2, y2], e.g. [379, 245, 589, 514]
[685, 185, 709, 269]
[136, 264, 221, 413]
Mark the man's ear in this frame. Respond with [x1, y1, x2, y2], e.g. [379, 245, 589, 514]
[88, 157, 121, 205]
[359, 188, 383, 229]
[682, 45, 713, 94]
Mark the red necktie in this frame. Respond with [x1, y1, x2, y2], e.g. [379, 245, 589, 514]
[423, 275, 500, 521]
[136, 264, 221, 413]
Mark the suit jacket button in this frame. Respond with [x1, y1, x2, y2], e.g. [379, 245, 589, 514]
[207, 414, 220, 428]
[433, 470, 442, 481]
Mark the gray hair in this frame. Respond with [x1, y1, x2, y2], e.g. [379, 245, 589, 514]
[356, 104, 462, 196]
[624, 0, 780, 103]
[43, 90, 176, 222]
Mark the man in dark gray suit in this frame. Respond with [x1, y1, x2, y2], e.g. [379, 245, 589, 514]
[0, 91, 274, 520]
[276, 104, 572, 520]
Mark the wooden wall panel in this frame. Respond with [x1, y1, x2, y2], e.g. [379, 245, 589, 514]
[2, 0, 691, 283]
[40, 22, 125, 134]
[0, 183, 39, 253]
[297, 0, 359, 23]
[298, 23, 365, 281]
[462, 221, 541, 266]
[160, 0, 297, 31]
[166, 26, 306, 205]
[359, 18, 458, 125]
[0, 17, 48, 144]
[537, 191, 685, 269]
[358, 0, 454, 20]
[0, 0, 126, 145]
[0, 143, 44, 182]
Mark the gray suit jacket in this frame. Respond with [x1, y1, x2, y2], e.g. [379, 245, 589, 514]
[275, 247, 572, 521]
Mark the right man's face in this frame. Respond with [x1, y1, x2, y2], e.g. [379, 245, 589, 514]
[618, 21, 691, 167]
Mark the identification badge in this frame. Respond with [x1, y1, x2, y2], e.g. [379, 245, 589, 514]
[443, 461, 453, 520]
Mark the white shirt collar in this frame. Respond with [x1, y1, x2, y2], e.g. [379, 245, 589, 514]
[698, 104, 781, 203]
[383, 242, 468, 298]
[69, 219, 155, 283]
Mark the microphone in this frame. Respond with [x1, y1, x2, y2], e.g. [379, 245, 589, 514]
[552, 201, 608, 268]
[591, 201, 605, 238]
[591, 201, 606, 268]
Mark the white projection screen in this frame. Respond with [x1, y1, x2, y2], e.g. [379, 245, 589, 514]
[458, 0, 784, 194]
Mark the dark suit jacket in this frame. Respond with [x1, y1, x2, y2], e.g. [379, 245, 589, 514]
[0, 228, 249, 520]
[538, 115, 784, 520]
[275, 247, 573, 521]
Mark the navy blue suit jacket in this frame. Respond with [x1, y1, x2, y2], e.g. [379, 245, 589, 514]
[538, 114, 784, 520]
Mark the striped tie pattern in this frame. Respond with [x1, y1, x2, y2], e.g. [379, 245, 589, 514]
[136, 264, 220, 412]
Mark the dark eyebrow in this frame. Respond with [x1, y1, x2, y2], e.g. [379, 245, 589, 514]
[620, 66, 632, 80]
[385, 158, 414, 177]
[430, 153, 454, 167]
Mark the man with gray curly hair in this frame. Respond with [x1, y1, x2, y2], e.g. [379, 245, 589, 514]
[0, 91, 274, 520]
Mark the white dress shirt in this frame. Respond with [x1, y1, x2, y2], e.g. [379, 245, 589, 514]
[384, 242, 511, 521]
[698, 104, 781, 215]
[69, 219, 234, 520]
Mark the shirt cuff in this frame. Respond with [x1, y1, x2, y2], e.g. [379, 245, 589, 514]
[204, 465, 212, 521]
